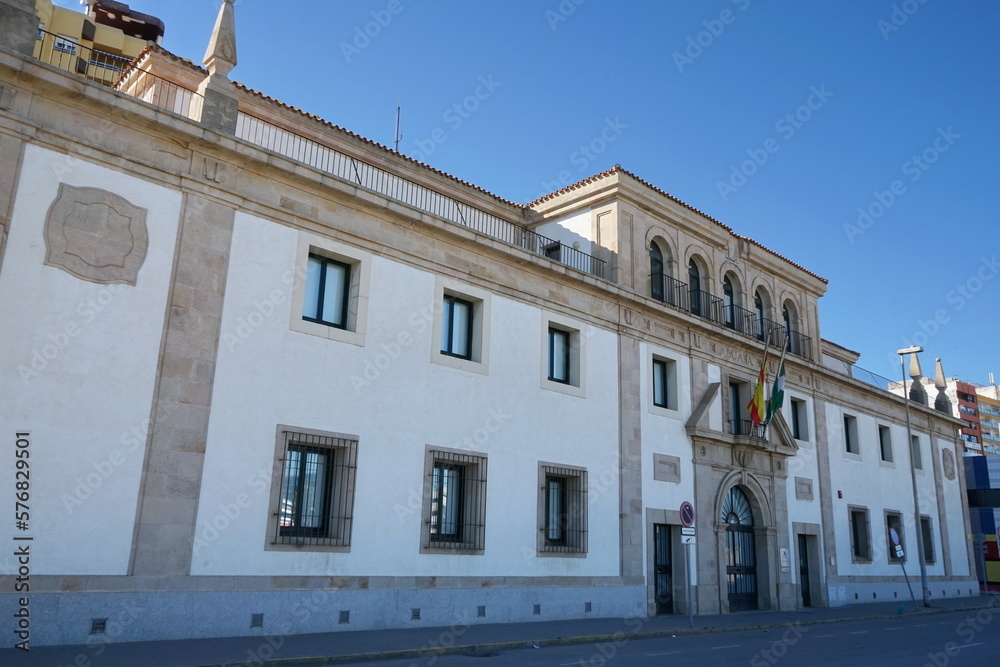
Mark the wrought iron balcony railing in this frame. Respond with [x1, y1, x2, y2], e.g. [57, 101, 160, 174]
[730, 419, 768, 440]
[34, 28, 133, 86]
[235, 113, 607, 280]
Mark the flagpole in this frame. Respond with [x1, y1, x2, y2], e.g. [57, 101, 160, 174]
[765, 333, 790, 426]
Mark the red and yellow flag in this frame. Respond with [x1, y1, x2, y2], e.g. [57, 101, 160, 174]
[747, 347, 769, 427]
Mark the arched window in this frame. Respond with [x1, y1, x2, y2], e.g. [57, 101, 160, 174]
[754, 290, 766, 341]
[723, 276, 735, 329]
[650, 242, 664, 301]
[688, 259, 702, 316]
[782, 304, 792, 350]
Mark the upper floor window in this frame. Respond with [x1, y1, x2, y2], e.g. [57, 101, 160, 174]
[303, 254, 350, 328]
[650, 242, 665, 301]
[548, 327, 571, 384]
[441, 295, 473, 359]
[844, 414, 860, 455]
[879, 425, 893, 463]
[723, 276, 735, 328]
[754, 290, 766, 340]
[688, 259, 702, 316]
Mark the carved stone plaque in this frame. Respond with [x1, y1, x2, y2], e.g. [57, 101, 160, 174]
[942, 448, 956, 481]
[44, 184, 148, 285]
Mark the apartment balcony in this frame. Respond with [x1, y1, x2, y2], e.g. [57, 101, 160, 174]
[650, 273, 813, 360]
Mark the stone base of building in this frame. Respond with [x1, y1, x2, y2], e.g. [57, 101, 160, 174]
[0, 584, 647, 647]
[824, 576, 980, 608]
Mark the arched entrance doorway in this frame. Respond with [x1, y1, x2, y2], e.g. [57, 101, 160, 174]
[722, 487, 758, 611]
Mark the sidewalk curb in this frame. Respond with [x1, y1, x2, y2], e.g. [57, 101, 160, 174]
[198, 601, 999, 667]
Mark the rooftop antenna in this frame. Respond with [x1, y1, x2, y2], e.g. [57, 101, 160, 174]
[393, 91, 402, 152]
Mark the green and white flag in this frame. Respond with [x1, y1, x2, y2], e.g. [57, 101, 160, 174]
[765, 358, 786, 425]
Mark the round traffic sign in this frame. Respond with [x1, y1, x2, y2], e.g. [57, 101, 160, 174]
[680, 501, 695, 528]
[889, 528, 900, 546]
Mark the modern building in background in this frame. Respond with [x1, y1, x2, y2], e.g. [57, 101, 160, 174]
[0, 0, 979, 647]
[974, 382, 1000, 455]
[965, 456, 1000, 591]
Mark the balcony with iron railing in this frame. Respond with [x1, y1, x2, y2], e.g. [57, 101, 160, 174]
[729, 418, 768, 441]
[34, 29, 133, 86]
[649, 273, 813, 360]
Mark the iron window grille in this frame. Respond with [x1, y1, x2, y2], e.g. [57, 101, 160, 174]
[303, 253, 351, 328]
[548, 327, 571, 384]
[440, 295, 474, 359]
[426, 450, 487, 550]
[541, 465, 588, 554]
[273, 431, 357, 547]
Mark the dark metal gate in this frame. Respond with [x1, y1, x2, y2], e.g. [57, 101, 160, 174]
[799, 534, 811, 607]
[722, 487, 758, 612]
[654, 524, 673, 614]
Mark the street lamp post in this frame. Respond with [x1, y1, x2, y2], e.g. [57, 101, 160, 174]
[898, 345, 930, 607]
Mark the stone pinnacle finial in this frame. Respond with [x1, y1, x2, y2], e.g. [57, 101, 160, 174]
[203, 0, 237, 77]
[934, 357, 951, 414]
[908, 351, 927, 404]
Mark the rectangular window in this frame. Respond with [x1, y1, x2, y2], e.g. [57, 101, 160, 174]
[920, 516, 935, 564]
[844, 414, 859, 455]
[542, 241, 562, 261]
[849, 506, 871, 562]
[886, 511, 904, 563]
[54, 35, 78, 54]
[440, 295, 473, 359]
[539, 464, 588, 555]
[424, 450, 487, 552]
[272, 430, 357, 548]
[728, 380, 747, 435]
[303, 254, 350, 328]
[548, 327, 570, 384]
[652, 359, 669, 408]
[911, 435, 923, 470]
[879, 425, 893, 463]
[790, 398, 808, 440]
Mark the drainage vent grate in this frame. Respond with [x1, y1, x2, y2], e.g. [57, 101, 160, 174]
[251, 613, 264, 628]
[411, 608, 421, 621]
[477, 605, 486, 618]
[533, 604, 541, 616]
[339, 610, 350, 624]
[585, 602, 592, 613]
[90, 618, 107, 635]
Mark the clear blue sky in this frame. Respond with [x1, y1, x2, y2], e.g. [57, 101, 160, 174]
[67, 1, 1000, 383]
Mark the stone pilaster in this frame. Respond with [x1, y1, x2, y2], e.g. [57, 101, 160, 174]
[130, 194, 235, 576]
[0, 133, 24, 277]
[813, 397, 838, 599]
[618, 334, 644, 581]
[0, 0, 39, 57]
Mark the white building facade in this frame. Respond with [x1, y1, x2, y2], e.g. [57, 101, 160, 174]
[0, 0, 978, 646]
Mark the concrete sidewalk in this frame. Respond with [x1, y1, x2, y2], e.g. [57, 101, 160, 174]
[4, 594, 998, 666]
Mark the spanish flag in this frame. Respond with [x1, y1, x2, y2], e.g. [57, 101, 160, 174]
[747, 347, 769, 427]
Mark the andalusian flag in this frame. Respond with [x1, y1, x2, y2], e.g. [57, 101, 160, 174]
[747, 347, 769, 427]
[765, 359, 786, 425]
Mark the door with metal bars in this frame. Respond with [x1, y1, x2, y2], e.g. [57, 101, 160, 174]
[722, 487, 758, 612]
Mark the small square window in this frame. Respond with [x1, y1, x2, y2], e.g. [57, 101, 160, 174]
[267, 428, 358, 550]
[844, 414, 860, 455]
[538, 463, 587, 556]
[878, 425, 893, 463]
[548, 327, 570, 384]
[303, 254, 351, 328]
[290, 235, 370, 348]
[441, 295, 474, 360]
[422, 449, 487, 553]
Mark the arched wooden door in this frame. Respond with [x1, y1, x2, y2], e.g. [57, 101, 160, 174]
[722, 487, 758, 611]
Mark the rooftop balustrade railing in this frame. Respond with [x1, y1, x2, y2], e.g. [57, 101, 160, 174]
[235, 113, 607, 280]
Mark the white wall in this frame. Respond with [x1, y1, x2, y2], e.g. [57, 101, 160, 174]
[534, 210, 592, 249]
[0, 145, 181, 574]
[194, 211, 623, 577]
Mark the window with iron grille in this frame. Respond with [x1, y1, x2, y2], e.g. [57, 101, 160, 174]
[424, 449, 487, 552]
[272, 431, 357, 548]
[538, 464, 588, 555]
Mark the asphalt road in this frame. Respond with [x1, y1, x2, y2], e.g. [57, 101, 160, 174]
[371, 608, 998, 667]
